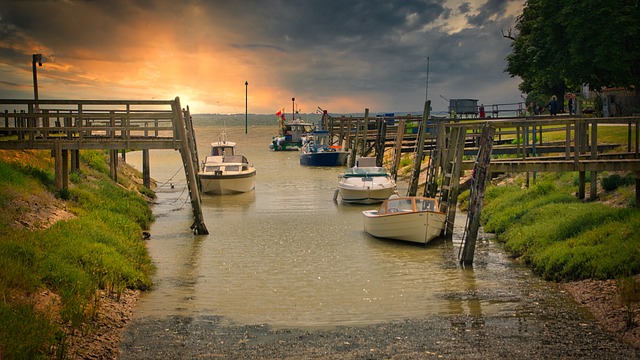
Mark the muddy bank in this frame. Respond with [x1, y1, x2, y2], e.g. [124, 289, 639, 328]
[117, 282, 639, 359]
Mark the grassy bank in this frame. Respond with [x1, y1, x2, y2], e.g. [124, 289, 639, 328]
[0, 149, 155, 358]
[472, 172, 640, 282]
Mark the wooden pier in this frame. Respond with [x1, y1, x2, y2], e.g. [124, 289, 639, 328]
[0, 98, 208, 235]
[326, 102, 640, 264]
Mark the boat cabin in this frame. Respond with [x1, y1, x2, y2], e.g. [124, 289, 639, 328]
[202, 155, 250, 173]
[282, 122, 315, 142]
[210, 144, 236, 156]
[377, 196, 438, 215]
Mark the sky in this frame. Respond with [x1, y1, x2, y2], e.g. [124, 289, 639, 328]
[0, 0, 525, 115]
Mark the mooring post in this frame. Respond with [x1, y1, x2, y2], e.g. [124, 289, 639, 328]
[407, 100, 430, 196]
[173, 97, 208, 235]
[361, 109, 369, 157]
[460, 123, 494, 265]
[391, 119, 405, 182]
[142, 149, 150, 189]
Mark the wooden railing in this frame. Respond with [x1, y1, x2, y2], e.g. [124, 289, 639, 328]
[0, 99, 184, 151]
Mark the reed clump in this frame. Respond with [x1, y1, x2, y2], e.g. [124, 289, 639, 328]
[0, 149, 154, 359]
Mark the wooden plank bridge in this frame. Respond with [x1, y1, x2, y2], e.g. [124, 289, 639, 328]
[324, 101, 640, 264]
[0, 98, 208, 235]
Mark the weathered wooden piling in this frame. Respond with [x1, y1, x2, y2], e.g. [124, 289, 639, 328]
[459, 123, 494, 265]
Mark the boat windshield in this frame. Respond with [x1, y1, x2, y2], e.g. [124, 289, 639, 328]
[223, 155, 246, 163]
[204, 165, 221, 172]
[379, 198, 414, 214]
[211, 146, 235, 156]
[343, 167, 388, 177]
[415, 198, 437, 211]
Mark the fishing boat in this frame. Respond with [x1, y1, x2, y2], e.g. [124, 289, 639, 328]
[362, 195, 446, 244]
[269, 112, 315, 151]
[335, 157, 397, 204]
[299, 130, 349, 166]
[198, 133, 256, 195]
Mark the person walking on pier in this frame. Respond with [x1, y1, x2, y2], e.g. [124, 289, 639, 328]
[549, 95, 559, 116]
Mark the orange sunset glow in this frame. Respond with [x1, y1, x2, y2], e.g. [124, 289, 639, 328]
[0, 0, 524, 114]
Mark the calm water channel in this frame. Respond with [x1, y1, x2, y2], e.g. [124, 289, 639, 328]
[125, 121, 554, 330]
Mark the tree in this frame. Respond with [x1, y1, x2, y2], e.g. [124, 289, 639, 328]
[505, 0, 640, 105]
[561, 0, 640, 91]
[505, 0, 568, 109]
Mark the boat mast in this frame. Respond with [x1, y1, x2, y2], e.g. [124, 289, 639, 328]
[292, 97, 295, 121]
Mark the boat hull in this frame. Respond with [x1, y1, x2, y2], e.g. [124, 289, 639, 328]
[198, 171, 256, 195]
[300, 151, 348, 166]
[270, 138, 303, 151]
[362, 210, 446, 244]
[338, 184, 397, 204]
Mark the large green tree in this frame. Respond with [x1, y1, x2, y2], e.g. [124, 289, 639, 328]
[505, 0, 640, 101]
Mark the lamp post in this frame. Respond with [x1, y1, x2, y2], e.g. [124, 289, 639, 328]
[245, 81, 248, 134]
[292, 97, 295, 121]
[32, 54, 42, 112]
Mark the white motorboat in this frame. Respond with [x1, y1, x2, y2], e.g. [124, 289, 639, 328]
[362, 195, 446, 244]
[336, 157, 397, 204]
[198, 133, 256, 195]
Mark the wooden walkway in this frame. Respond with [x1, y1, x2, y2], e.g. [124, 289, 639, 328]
[0, 98, 208, 234]
[326, 102, 640, 264]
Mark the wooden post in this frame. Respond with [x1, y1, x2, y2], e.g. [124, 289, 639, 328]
[109, 149, 118, 182]
[575, 120, 585, 199]
[350, 113, 363, 167]
[54, 141, 63, 190]
[565, 123, 571, 160]
[590, 118, 598, 200]
[407, 101, 430, 196]
[444, 125, 466, 239]
[460, 123, 494, 265]
[142, 149, 151, 189]
[391, 119, 405, 181]
[375, 117, 386, 167]
[62, 150, 69, 190]
[344, 118, 352, 151]
[361, 109, 369, 157]
[173, 97, 208, 235]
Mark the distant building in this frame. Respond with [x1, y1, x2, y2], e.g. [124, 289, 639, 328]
[600, 88, 639, 117]
[449, 99, 478, 118]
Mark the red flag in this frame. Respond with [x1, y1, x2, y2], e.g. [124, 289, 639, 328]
[276, 110, 282, 116]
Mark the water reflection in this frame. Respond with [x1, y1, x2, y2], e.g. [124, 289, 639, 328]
[124, 125, 545, 329]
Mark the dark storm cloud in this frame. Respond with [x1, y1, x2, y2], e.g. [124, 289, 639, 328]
[0, 0, 524, 113]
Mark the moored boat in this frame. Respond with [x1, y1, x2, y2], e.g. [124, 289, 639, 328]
[336, 157, 397, 204]
[269, 107, 315, 151]
[362, 195, 446, 244]
[198, 133, 256, 195]
[299, 130, 349, 166]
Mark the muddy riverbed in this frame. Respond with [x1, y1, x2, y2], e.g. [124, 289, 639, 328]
[118, 285, 638, 359]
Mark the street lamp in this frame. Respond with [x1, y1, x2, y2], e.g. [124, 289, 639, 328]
[245, 81, 248, 134]
[32, 54, 42, 112]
